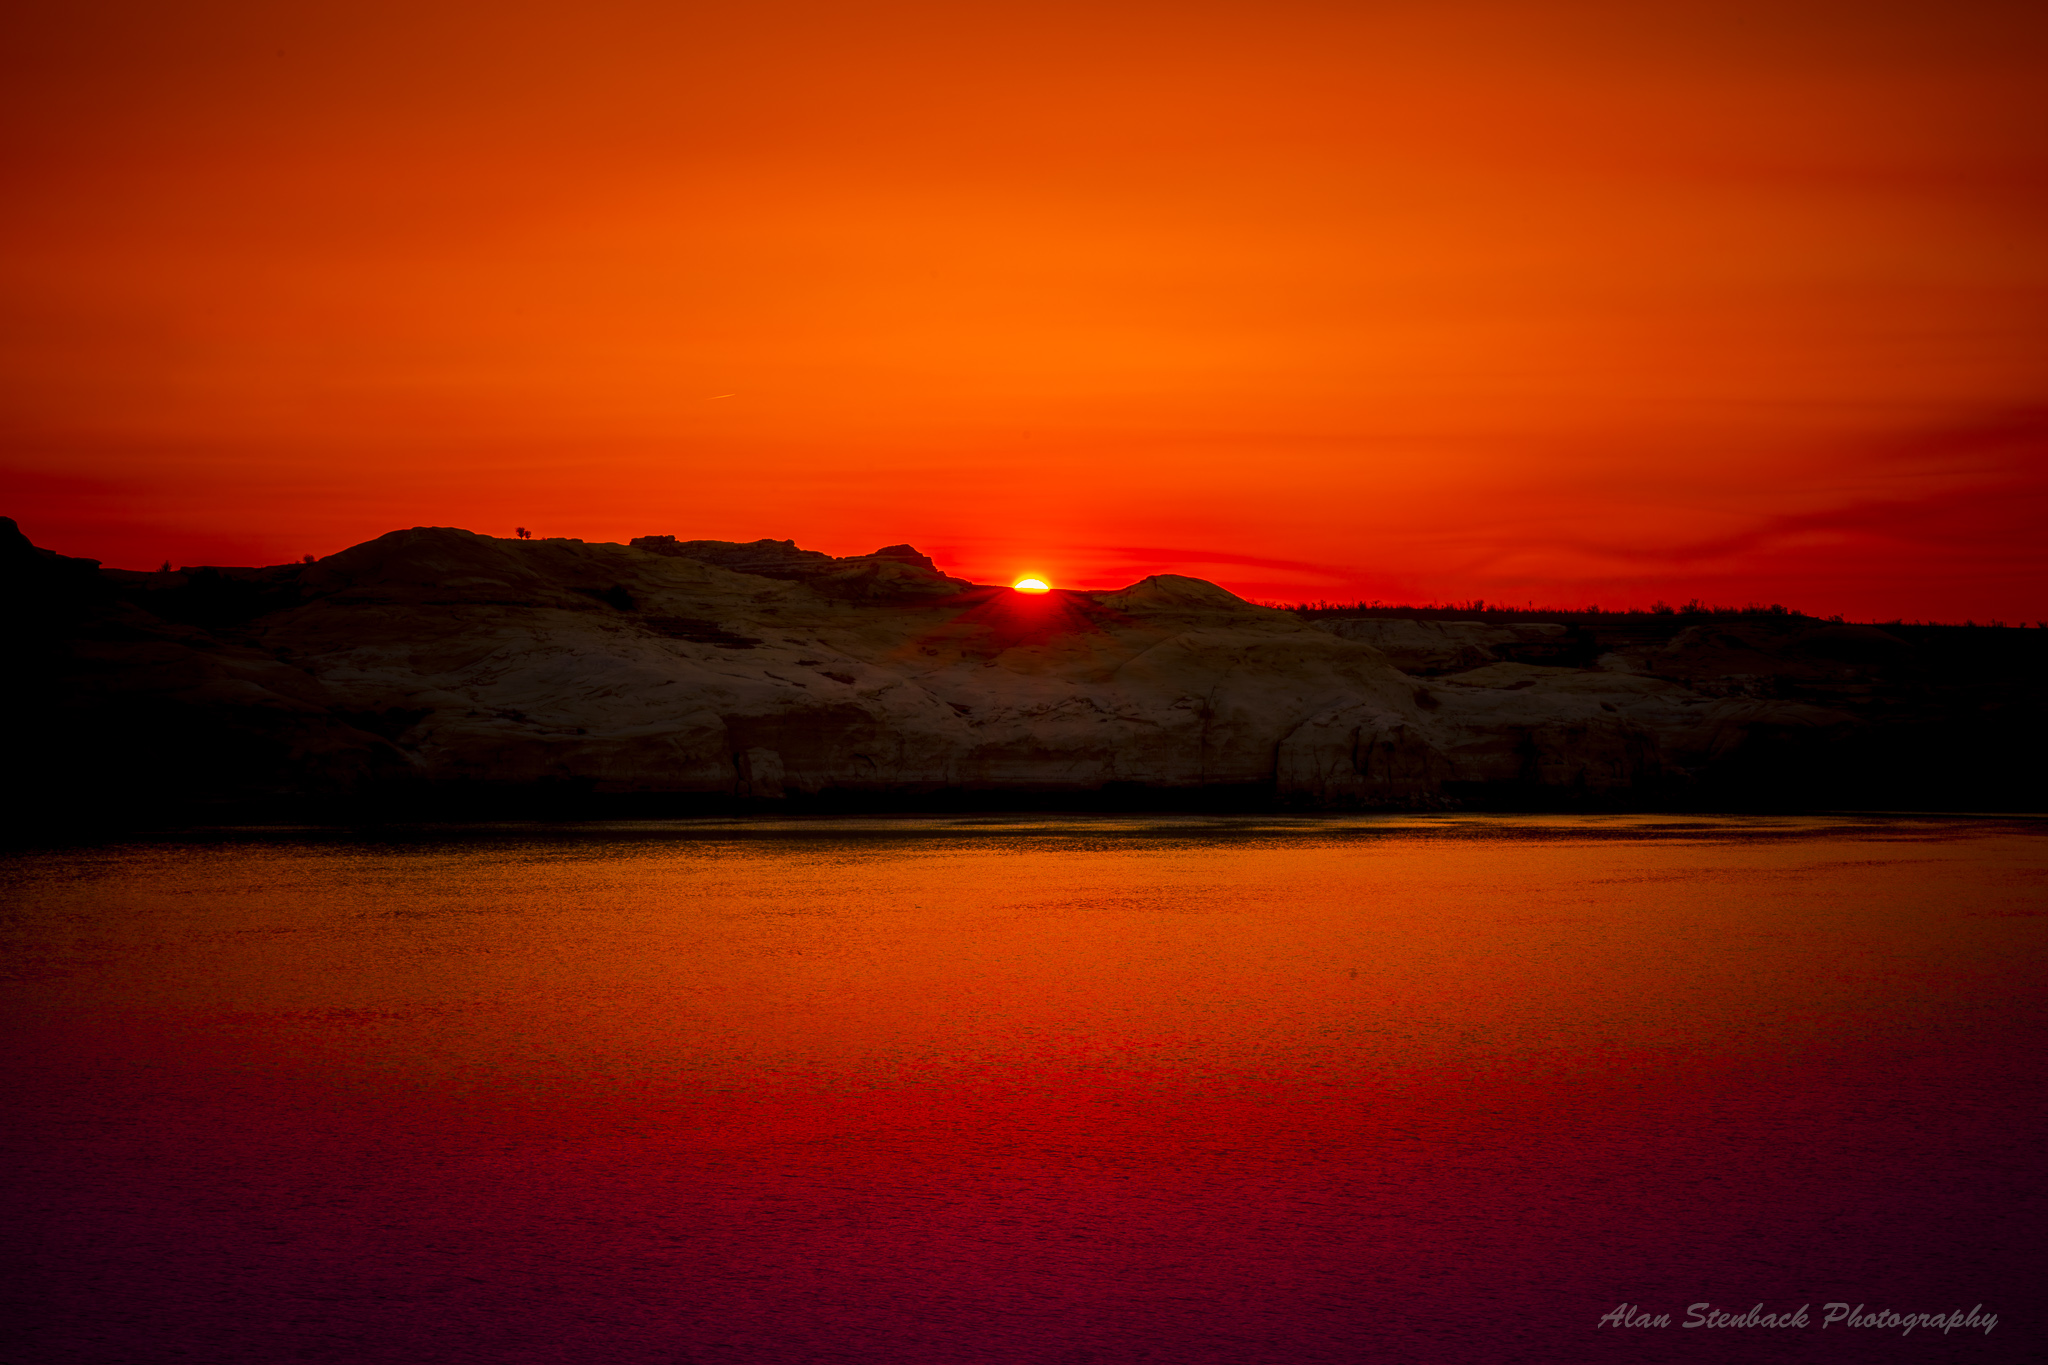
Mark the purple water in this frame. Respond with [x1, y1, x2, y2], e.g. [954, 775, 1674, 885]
[5, 814, 2043, 1362]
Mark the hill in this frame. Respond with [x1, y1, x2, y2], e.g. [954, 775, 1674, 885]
[8, 517, 2042, 820]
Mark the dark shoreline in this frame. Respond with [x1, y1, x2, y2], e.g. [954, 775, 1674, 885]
[13, 788, 2046, 850]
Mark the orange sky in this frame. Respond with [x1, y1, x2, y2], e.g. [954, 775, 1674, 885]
[5, 0, 2045, 618]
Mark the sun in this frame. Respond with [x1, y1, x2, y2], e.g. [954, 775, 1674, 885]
[1012, 577, 1051, 593]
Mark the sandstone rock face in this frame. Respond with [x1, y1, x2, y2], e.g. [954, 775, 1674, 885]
[249, 530, 1435, 799]
[12, 518, 2034, 814]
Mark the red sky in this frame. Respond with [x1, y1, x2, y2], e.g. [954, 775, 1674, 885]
[5, 0, 2045, 618]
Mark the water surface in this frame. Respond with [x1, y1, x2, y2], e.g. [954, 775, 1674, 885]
[6, 815, 2043, 1362]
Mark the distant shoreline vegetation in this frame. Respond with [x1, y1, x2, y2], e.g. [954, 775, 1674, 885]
[1270, 599, 2043, 631]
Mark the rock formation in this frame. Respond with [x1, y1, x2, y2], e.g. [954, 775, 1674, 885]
[6, 517, 2039, 818]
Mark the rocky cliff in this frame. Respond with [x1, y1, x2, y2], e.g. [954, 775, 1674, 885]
[7, 517, 2040, 818]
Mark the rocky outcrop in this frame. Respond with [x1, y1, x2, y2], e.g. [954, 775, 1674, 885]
[8, 518, 2038, 817]
[628, 535, 973, 598]
[2, 518, 413, 810]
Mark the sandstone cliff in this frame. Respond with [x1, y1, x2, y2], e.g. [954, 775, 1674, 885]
[7, 518, 2036, 817]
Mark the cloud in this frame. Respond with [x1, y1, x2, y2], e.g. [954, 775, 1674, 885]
[1089, 545, 1358, 579]
[1567, 407, 2048, 567]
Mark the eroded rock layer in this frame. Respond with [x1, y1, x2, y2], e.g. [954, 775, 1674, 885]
[8, 518, 2040, 816]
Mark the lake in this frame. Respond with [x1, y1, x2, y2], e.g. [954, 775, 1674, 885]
[5, 815, 2042, 1363]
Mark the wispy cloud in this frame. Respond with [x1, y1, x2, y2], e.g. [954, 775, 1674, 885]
[1087, 546, 1358, 579]
[1565, 407, 2048, 567]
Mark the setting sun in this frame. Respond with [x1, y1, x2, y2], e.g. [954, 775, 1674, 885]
[1012, 578, 1051, 593]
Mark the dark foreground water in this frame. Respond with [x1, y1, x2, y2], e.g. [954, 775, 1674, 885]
[4, 815, 2043, 1364]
